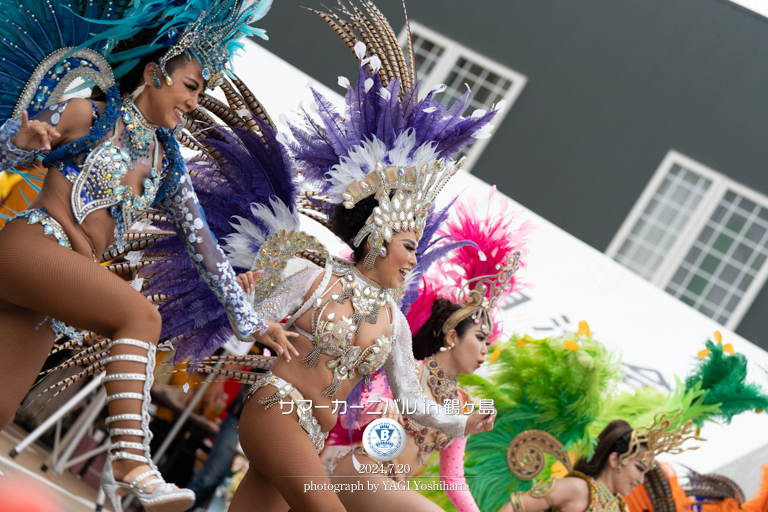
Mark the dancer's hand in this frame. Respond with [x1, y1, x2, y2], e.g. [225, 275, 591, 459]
[11, 111, 60, 151]
[237, 270, 262, 294]
[464, 407, 496, 436]
[254, 322, 300, 362]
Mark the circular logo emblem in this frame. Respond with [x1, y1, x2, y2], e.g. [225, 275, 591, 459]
[362, 418, 407, 461]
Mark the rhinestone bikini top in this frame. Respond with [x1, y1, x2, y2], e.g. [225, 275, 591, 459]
[300, 261, 394, 397]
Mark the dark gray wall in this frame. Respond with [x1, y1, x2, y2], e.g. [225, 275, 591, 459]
[258, 0, 767, 348]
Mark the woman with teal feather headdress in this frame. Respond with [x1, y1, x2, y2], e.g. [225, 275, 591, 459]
[0, 1, 294, 510]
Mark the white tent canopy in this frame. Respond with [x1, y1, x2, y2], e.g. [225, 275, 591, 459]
[229, 39, 768, 493]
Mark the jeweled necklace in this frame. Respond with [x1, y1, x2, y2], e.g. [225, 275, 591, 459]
[593, 477, 622, 511]
[120, 97, 158, 169]
[424, 355, 459, 405]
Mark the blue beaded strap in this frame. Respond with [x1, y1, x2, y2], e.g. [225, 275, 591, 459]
[91, 101, 101, 123]
[14, 208, 72, 249]
[155, 127, 185, 202]
[42, 85, 121, 168]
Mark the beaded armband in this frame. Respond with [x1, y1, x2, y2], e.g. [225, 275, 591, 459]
[511, 492, 527, 512]
[529, 477, 557, 507]
[510, 477, 557, 512]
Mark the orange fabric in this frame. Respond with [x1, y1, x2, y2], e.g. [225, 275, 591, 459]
[625, 462, 693, 512]
[0, 166, 45, 227]
[628, 463, 768, 512]
[699, 465, 768, 512]
[702, 500, 740, 512]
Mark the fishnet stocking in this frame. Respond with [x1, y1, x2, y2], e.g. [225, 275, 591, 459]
[0, 219, 162, 483]
[229, 385, 346, 512]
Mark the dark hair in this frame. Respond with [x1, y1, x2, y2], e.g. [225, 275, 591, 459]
[330, 195, 381, 263]
[573, 419, 646, 476]
[412, 298, 476, 360]
[91, 27, 190, 100]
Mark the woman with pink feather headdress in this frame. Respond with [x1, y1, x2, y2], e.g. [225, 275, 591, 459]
[327, 188, 534, 512]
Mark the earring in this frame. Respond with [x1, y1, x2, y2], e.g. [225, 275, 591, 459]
[440, 342, 454, 352]
[615, 466, 621, 473]
[131, 82, 147, 100]
[363, 246, 378, 270]
[152, 68, 162, 88]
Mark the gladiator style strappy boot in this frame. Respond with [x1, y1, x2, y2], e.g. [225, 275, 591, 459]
[100, 338, 195, 512]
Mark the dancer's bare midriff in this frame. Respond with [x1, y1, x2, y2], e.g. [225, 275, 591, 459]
[23, 100, 162, 262]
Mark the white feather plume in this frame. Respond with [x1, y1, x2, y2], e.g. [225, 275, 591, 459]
[223, 197, 300, 270]
[324, 132, 443, 203]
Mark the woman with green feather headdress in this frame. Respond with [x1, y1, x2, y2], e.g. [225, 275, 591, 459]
[450, 327, 768, 512]
[0, 1, 289, 510]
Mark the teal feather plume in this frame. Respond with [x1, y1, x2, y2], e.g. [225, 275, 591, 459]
[684, 339, 768, 426]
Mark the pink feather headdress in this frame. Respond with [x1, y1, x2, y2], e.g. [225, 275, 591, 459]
[406, 187, 534, 342]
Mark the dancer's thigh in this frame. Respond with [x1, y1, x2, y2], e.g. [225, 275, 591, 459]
[232, 385, 346, 512]
[0, 219, 160, 428]
[332, 453, 444, 512]
[0, 219, 160, 340]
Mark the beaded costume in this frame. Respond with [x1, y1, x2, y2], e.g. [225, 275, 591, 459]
[0, 0, 274, 342]
[0, 2, 274, 510]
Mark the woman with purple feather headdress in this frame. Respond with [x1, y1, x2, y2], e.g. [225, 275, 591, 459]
[205, 1, 505, 510]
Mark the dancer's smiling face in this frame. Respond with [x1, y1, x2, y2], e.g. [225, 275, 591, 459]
[136, 59, 204, 130]
[367, 231, 419, 289]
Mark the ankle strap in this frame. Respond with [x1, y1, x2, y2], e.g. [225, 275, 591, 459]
[101, 354, 149, 365]
[110, 428, 145, 437]
[103, 373, 146, 383]
[105, 392, 144, 404]
[108, 338, 151, 351]
[111, 441, 145, 452]
[111, 451, 149, 463]
[131, 469, 162, 487]
[106, 414, 143, 424]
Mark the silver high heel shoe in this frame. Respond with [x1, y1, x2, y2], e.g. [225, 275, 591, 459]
[100, 338, 195, 512]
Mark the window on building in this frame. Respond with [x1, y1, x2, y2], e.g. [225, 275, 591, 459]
[411, 33, 445, 76]
[399, 22, 527, 170]
[606, 150, 768, 329]
[613, 164, 712, 280]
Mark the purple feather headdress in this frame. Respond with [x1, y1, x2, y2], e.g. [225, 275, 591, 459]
[282, 27, 502, 269]
[283, 41, 502, 204]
